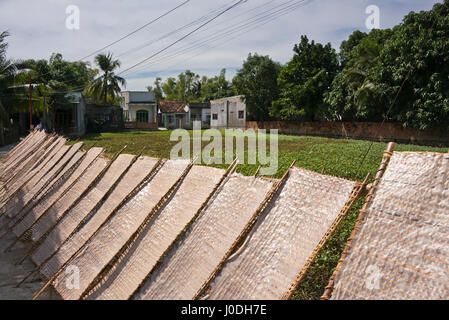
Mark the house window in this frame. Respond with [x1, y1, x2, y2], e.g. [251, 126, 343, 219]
[238, 110, 244, 119]
[212, 113, 218, 120]
[136, 110, 149, 123]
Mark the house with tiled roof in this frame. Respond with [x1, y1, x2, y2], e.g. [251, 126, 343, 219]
[158, 101, 189, 129]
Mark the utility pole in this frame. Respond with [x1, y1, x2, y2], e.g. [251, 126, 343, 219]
[43, 87, 47, 132]
[28, 75, 32, 129]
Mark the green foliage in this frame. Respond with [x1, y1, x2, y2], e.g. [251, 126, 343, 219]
[0, 31, 16, 114]
[325, 1, 449, 129]
[147, 77, 164, 102]
[161, 70, 200, 102]
[147, 69, 234, 103]
[200, 68, 235, 102]
[0, 31, 16, 145]
[339, 30, 368, 68]
[14, 53, 96, 111]
[324, 29, 392, 121]
[87, 52, 125, 104]
[370, 1, 449, 129]
[232, 53, 281, 121]
[8, 52, 96, 133]
[272, 35, 338, 121]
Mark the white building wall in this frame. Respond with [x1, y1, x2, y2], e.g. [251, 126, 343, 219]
[121, 92, 130, 111]
[210, 96, 245, 129]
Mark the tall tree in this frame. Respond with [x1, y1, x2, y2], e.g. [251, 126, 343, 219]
[324, 29, 392, 121]
[175, 70, 200, 102]
[232, 54, 280, 121]
[161, 77, 178, 101]
[0, 31, 17, 145]
[201, 68, 234, 102]
[147, 77, 164, 102]
[16, 53, 95, 130]
[272, 36, 338, 121]
[369, 0, 449, 129]
[147, 69, 235, 103]
[325, 0, 449, 129]
[88, 52, 125, 104]
[339, 30, 368, 68]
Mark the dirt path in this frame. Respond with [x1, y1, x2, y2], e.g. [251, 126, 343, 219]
[0, 143, 55, 300]
[0, 216, 50, 299]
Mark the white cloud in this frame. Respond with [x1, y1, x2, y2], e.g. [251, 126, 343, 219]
[0, 0, 441, 90]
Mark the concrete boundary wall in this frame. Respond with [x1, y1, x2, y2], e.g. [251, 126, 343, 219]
[246, 121, 449, 146]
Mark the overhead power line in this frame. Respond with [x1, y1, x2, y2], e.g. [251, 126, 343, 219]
[78, 0, 192, 61]
[151, 0, 313, 75]
[118, 0, 281, 72]
[117, 0, 247, 76]
[115, 0, 236, 59]
[51, 0, 315, 93]
[39, 0, 245, 95]
[16, 0, 192, 91]
[121, 0, 313, 77]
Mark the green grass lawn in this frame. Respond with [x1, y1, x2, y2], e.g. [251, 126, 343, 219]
[70, 130, 447, 299]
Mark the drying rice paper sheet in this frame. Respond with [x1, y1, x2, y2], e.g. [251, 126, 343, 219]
[207, 167, 355, 299]
[330, 152, 449, 300]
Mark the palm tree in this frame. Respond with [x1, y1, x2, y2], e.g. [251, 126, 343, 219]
[343, 37, 380, 116]
[88, 53, 125, 104]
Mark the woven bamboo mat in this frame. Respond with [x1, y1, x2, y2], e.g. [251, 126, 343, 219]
[28, 156, 110, 246]
[49, 159, 189, 299]
[206, 167, 356, 299]
[1, 131, 48, 211]
[29, 149, 85, 209]
[0, 130, 46, 180]
[1, 130, 41, 162]
[329, 152, 449, 300]
[0, 135, 55, 214]
[5, 142, 83, 218]
[11, 148, 104, 238]
[3, 137, 66, 207]
[86, 165, 226, 300]
[0, 131, 34, 169]
[133, 173, 274, 300]
[31, 154, 135, 267]
[1, 131, 50, 183]
[8, 149, 85, 230]
[1, 138, 66, 206]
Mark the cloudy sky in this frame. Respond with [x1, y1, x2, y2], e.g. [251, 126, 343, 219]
[0, 0, 440, 91]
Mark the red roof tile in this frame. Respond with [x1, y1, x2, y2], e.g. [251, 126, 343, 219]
[158, 101, 187, 113]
